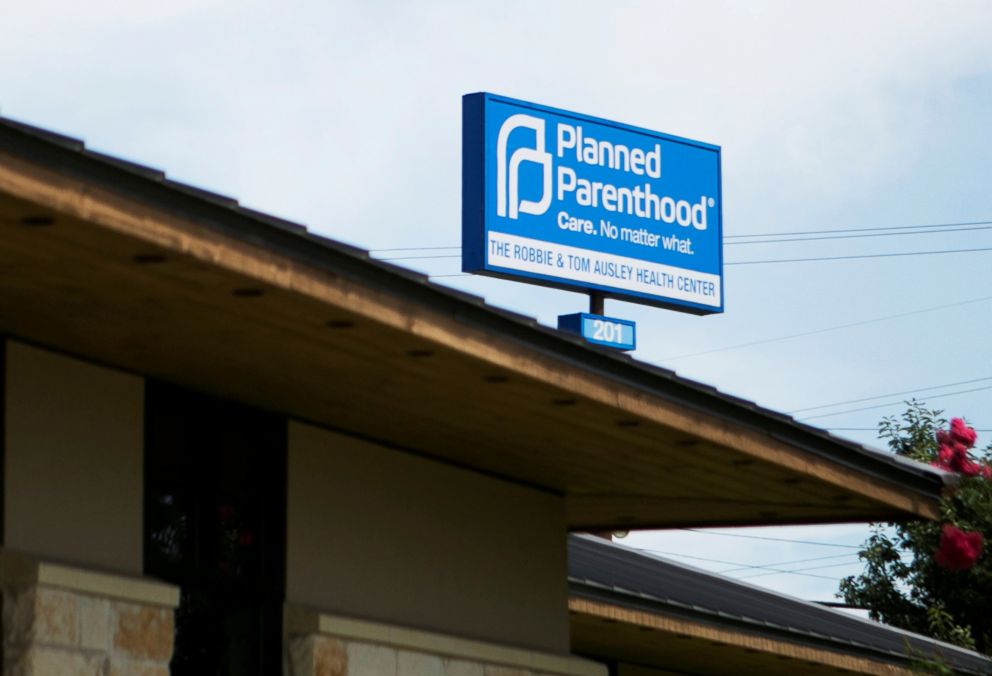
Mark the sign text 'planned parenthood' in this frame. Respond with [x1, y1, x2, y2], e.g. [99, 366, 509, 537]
[462, 93, 723, 313]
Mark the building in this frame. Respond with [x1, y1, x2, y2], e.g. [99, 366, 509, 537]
[569, 534, 992, 675]
[0, 116, 960, 675]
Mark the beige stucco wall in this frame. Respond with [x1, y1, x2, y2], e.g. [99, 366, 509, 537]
[287, 420, 570, 654]
[4, 340, 144, 574]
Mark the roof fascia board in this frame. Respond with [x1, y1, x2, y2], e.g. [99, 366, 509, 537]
[0, 124, 945, 519]
[569, 595, 932, 676]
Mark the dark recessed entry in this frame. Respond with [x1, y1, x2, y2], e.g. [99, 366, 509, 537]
[144, 382, 286, 676]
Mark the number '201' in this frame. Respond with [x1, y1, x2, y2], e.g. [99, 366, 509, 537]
[592, 319, 623, 343]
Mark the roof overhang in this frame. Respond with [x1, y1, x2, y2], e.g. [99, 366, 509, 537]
[0, 119, 947, 528]
[569, 596, 918, 676]
[567, 536, 992, 676]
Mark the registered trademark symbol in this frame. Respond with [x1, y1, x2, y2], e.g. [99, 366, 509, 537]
[707, 198, 715, 207]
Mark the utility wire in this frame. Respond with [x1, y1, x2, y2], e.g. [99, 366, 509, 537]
[727, 246, 992, 266]
[423, 243, 992, 278]
[380, 254, 460, 262]
[376, 244, 992, 265]
[726, 219, 992, 239]
[799, 385, 992, 421]
[789, 376, 992, 414]
[661, 295, 992, 361]
[680, 528, 860, 549]
[827, 427, 992, 432]
[369, 219, 992, 253]
[736, 560, 866, 580]
[728, 224, 992, 245]
[376, 223, 992, 254]
[370, 245, 463, 253]
[716, 551, 859, 574]
[386, 245, 992, 265]
[630, 548, 849, 581]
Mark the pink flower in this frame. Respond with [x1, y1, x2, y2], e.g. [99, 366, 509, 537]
[934, 442, 968, 473]
[932, 420, 986, 478]
[959, 458, 985, 477]
[938, 443, 961, 465]
[949, 418, 978, 448]
[934, 524, 984, 571]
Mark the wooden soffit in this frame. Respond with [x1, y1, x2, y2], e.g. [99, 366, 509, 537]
[0, 124, 945, 528]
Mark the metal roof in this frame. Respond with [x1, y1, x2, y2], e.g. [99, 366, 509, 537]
[569, 534, 992, 674]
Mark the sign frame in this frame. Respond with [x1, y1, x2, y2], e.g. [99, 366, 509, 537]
[462, 92, 724, 315]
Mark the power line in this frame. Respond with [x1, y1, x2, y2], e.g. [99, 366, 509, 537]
[378, 254, 460, 262]
[825, 428, 881, 432]
[423, 245, 992, 279]
[728, 224, 992, 245]
[789, 376, 992, 414]
[736, 559, 866, 580]
[716, 551, 859, 574]
[661, 294, 992, 361]
[369, 219, 992, 254]
[827, 427, 992, 432]
[370, 245, 461, 253]
[799, 385, 992, 421]
[726, 219, 992, 239]
[726, 245, 992, 266]
[386, 245, 992, 265]
[630, 548, 850, 581]
[680, 528, 860, 549]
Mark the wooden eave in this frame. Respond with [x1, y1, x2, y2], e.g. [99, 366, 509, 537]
[569, 597, 925, 676]
[0, 119, 946, 528]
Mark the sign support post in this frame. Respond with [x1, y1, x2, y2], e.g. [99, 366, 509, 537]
[589, 292, 605, 316]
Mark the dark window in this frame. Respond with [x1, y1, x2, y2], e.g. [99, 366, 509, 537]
[144, 382, 286, 676]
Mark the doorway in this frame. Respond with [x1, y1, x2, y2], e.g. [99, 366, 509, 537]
[144, 382, 286, 675]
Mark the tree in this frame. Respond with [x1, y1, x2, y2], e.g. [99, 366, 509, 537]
[839, 402, 992, 654]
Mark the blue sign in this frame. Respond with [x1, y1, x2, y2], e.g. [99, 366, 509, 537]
[463, 93, 723, 314]
[558, 313, 636, 351]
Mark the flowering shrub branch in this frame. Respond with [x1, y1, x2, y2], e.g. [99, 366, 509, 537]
[928, 417, 988, 572]
[839, 403, 992, 653]
[933, 417, 991, 479]
[934, 523, 984, 571]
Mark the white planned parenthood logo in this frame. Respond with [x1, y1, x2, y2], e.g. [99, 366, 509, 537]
[496, 114, 552, 219]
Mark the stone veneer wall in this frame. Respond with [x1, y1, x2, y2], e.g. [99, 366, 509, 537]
[0, 551, 179, 676]
[285, 607, 607, 676]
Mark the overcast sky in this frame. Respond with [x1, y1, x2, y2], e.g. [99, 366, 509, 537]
[3, 0, 991, 603]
